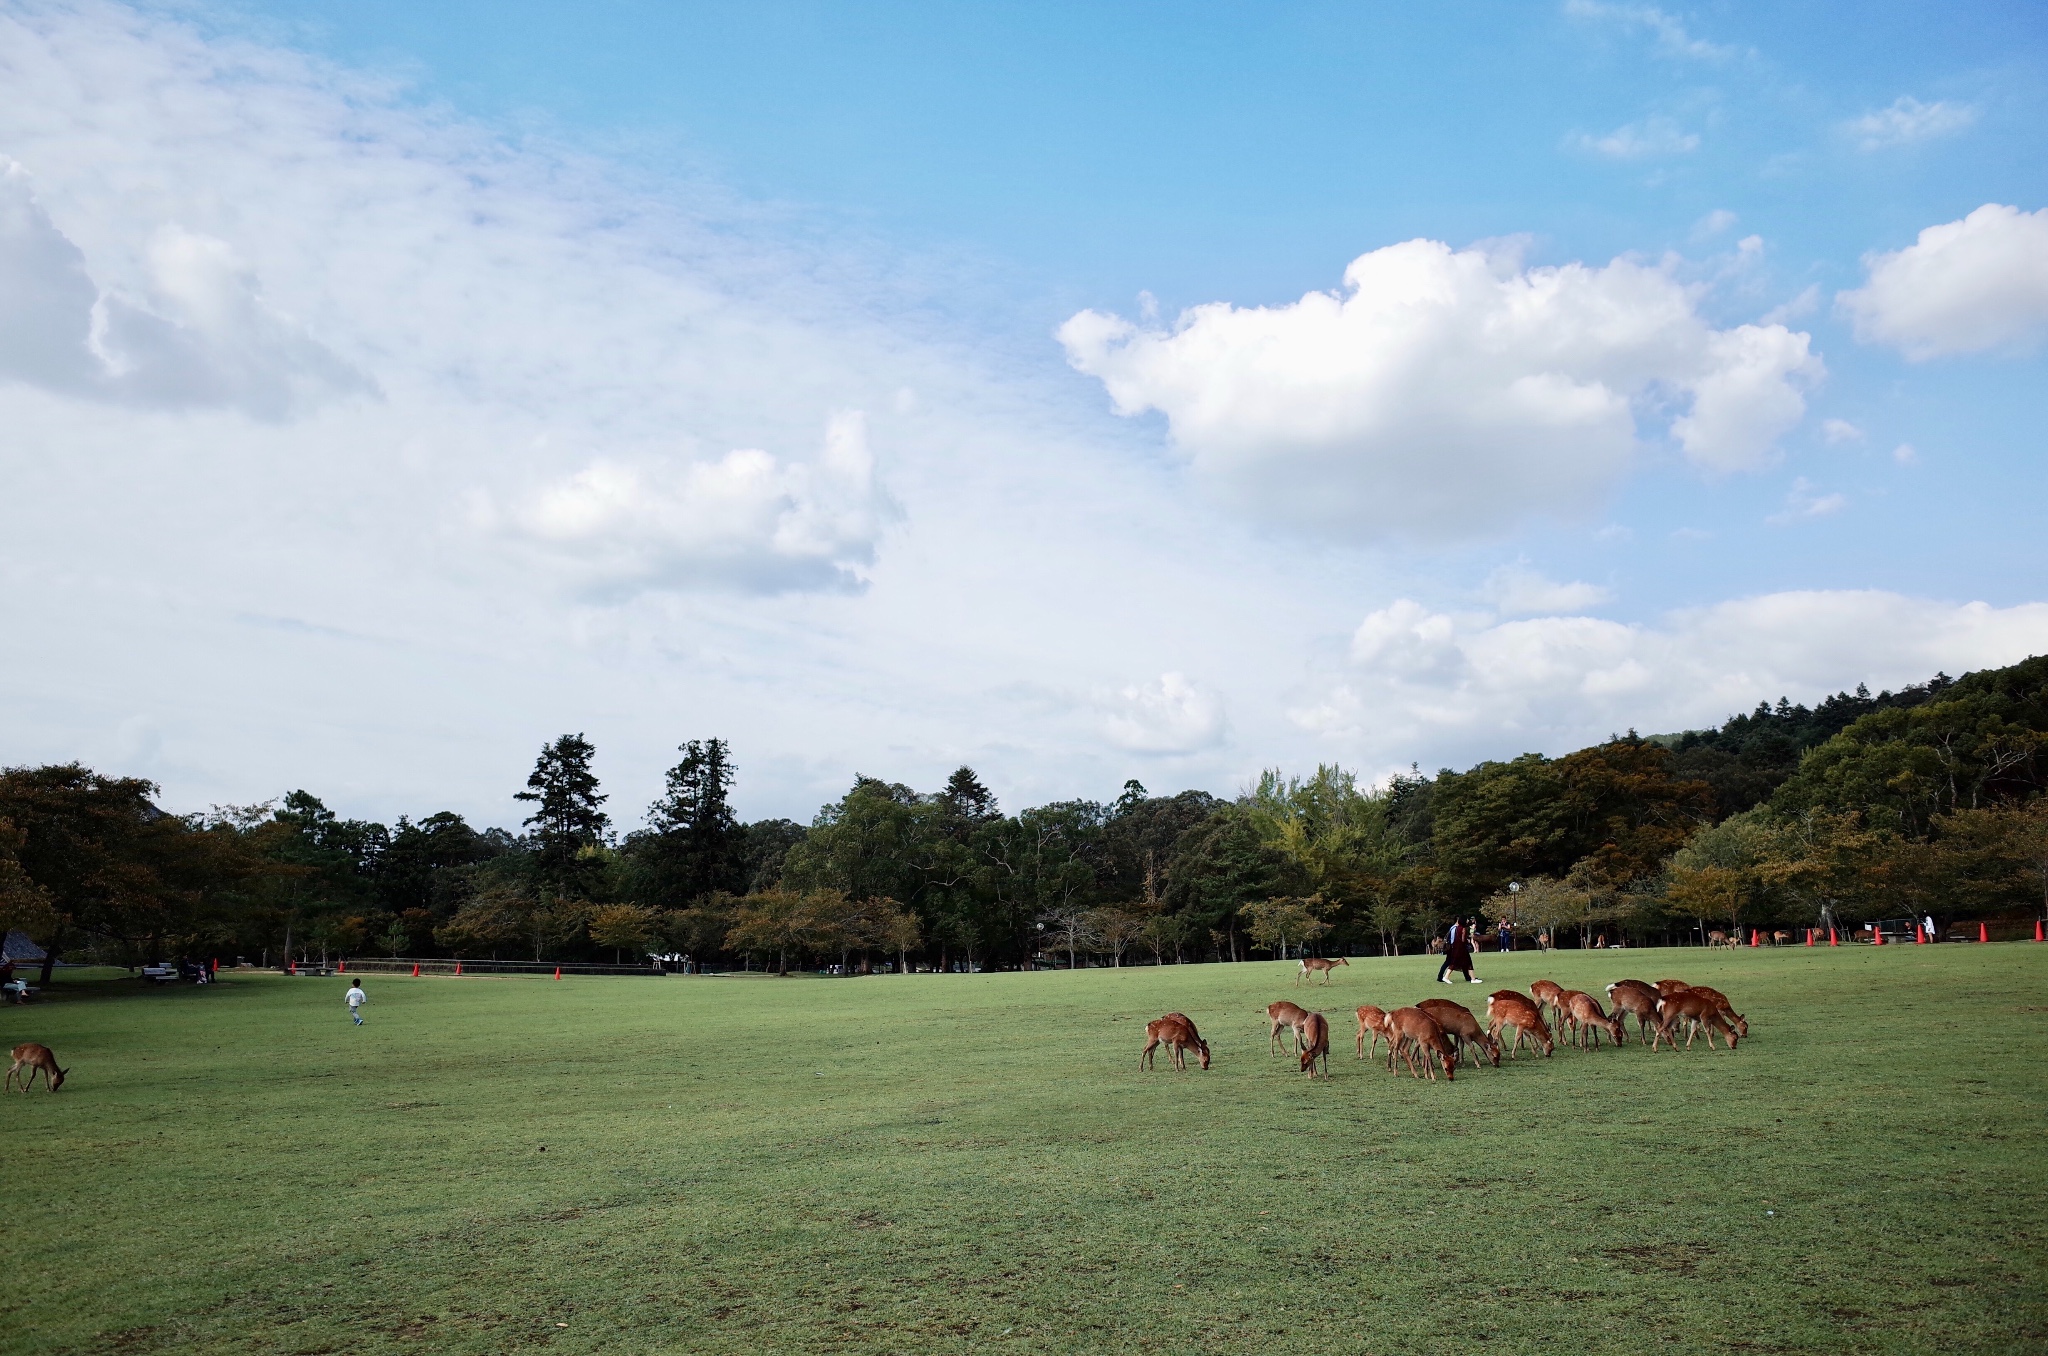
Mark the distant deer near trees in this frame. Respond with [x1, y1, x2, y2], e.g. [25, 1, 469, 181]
[1386, 1007, 1457, 1081]
[1530, 980, 1568, 1037]
[1605, 980, 1661, 1045]
[1485, 992, 1554, 1058]
[1267, 1001, 1311, 1054]
[1354, 1004, 1393, 1060]
[1297, 1011, 1330, 1079]
[1140, 1014, 1211, 1071]
[1417, 998, 1500, 1068]
[6, 1043, 66, 1093]
[1296, 956, 1349, 986]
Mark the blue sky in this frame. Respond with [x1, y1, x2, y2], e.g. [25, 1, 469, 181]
[0, 1, 2043, 827]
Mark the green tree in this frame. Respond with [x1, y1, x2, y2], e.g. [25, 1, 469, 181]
[516, 734, 610, 897]
[636, 739, 744, 908]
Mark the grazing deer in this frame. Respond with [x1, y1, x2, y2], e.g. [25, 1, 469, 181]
[6, 1043, 67, 1093]
[1485, 992, 1554, 1058]
[1140, 1014, 1211, 1071]
[1706, 930, 1732, 949]
[1604, 980, 1661, 1044]
[1651, 990, 1738, 1051]
[1267, 1001, 1311, 1054]
[1297, 1011, 1330, 1079]
[1296, 956, 1349, 986]
[1564, 991, 1625, 1049]
[1386, 1007, 1457, 1081]
[1529, 979, 1568, 1037]
[1654, 979, 1691, 999]
[1418, 998, 1500, 1068]
[1771, 930, 1792, 947]
[1685, 986, 1749, 1039]
[1354, 1004, 1393, 1060]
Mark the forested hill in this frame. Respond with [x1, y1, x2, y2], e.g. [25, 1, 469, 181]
[2, 656, 2044, 975]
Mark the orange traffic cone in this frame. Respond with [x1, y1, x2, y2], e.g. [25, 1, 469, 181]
[411, 962, 420, 977]
[1749, 929, 1760, 947]
[339, 960, 346, 973]
[1829, 927, 1839, 946]
[1979, 922, 1990, 944]
[2035, 919, 2044, 942]
[1805, 929, 1814, 946]
[454, 961, 462, 976]
[1914, 926, 1925, 944]
[1873, 927, 1885, 946]
[554, 966, 562, 981]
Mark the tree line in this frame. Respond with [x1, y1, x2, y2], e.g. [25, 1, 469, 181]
[3, 656, 2044, 980]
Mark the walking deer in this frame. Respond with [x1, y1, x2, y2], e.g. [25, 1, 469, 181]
[6, 1043, 67, 1093]
[1296, 956, 1349, 986]
[1604, 980, 1661, 1044]
[1485, 992, 1554, 1058]
[1140, 1014, 1211, 1071]
[1529, 979, 1568, 1037]
[1417, 998, 1500, 1068]
[1685, 985, 1749, 1039]
[1354, 1004, 1393, 1060]
[1297, 1011, 1331, 1079]
[1650, 990, 1738, 1051]
[1564, 991, 1625, 1049]
[1267, 1001, 1311, 1054]
[1386, 1007, 1457, 1081]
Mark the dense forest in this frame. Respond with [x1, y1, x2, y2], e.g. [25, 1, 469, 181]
[4, 655, 2045, 979]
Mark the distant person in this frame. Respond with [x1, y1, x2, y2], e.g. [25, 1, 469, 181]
[1924, 913, 1937, 942]
[346, 978, 367, 1026]
[1438, 919, 1479, 985]
[1498, 919, 1514, 953]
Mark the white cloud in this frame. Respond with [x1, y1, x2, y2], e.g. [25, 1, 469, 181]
[1097, 673, 1226, 755]
[1482, 565, 1613, 616]
[0, 159, 368, 417]
[1766, 477, 1846, 525]
[498, 412, 896, 594]
[1060, 239, 1822, 542]
[1845, 97, 1978, 150]
[1691, 209, 1738, 241]
[1573, 118, 1700, 159]
[1760, 284, 1820, 326]
[1562, 2, 1736, 60]
[1893, 443, 1917, 466]
[1839, 204, 2048, 358]
[1819, 418, 1863, 444]
[1296, 591, 2048, 759]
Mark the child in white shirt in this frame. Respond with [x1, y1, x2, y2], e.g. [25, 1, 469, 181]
[346, 979, 367, 1025]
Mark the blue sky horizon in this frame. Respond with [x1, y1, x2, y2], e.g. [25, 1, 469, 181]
[1, 0, 2043, 831]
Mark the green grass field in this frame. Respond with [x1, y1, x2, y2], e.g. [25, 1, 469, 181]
[3, 945, 2044, 1355]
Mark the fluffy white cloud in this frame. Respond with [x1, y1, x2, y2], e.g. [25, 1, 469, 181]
[0, 159, 367, 417]
[1482, 565, 1613, 616]
[499, 413, 896, 594]
[1845, 96, 1978, 150]
[1562, 2, 1736, 60]
[1297, 591, 2048, 763]
[1097, 673, 1226, 755]
[1839, 204, 2048, 357]
[1573, 117, 1699, 159]
[1766, 477, 1846, 525]
[1060, 239, 1822, 541]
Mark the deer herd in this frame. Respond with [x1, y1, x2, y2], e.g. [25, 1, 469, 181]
[1146, 975, 1747, 1082]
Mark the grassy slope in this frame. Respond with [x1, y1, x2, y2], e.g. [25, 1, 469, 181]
[2, 946, 2043, 1356]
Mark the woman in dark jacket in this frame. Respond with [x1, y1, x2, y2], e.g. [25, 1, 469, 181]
[1437, 919, 1479, 984]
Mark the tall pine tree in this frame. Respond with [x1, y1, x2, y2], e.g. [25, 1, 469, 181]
[642, 738, 744, 906]
[516, 733, 609, 896]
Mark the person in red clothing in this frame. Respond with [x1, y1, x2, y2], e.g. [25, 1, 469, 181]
[1436, 919, 1480, 984]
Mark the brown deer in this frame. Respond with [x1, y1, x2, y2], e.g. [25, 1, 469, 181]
[1296, 956, 1349, 986]
[1654, 979, 1691, 998]
[1685, 985, 1749, 1039]
[1354, 1004, 1393, 1060]
[6, 1043, 67, 1093]
[1529, 979, 1568, 1037]
[1771, 930, 1793, 947]
[1485, 992, 1554, 1058]
[1140, 1014, 1211, 1071]
[1651, 990, 1738, 1051]
[1297, 1011, 1330, 1079]
[1564, 991, 1625, 1049]
[1386, 1007, 1456, 1081]
[1418, 998, 1501, 1068]
[1604, 980, 1661, 1044]
[1267, 1000, 1311, 1054]
[1706, 930, 1731, 948]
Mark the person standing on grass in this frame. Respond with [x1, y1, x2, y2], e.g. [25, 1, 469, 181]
[1498, 919, 1514, 953]
[1438, 919, 1479, 984]
[346, 978, 367, 1026]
